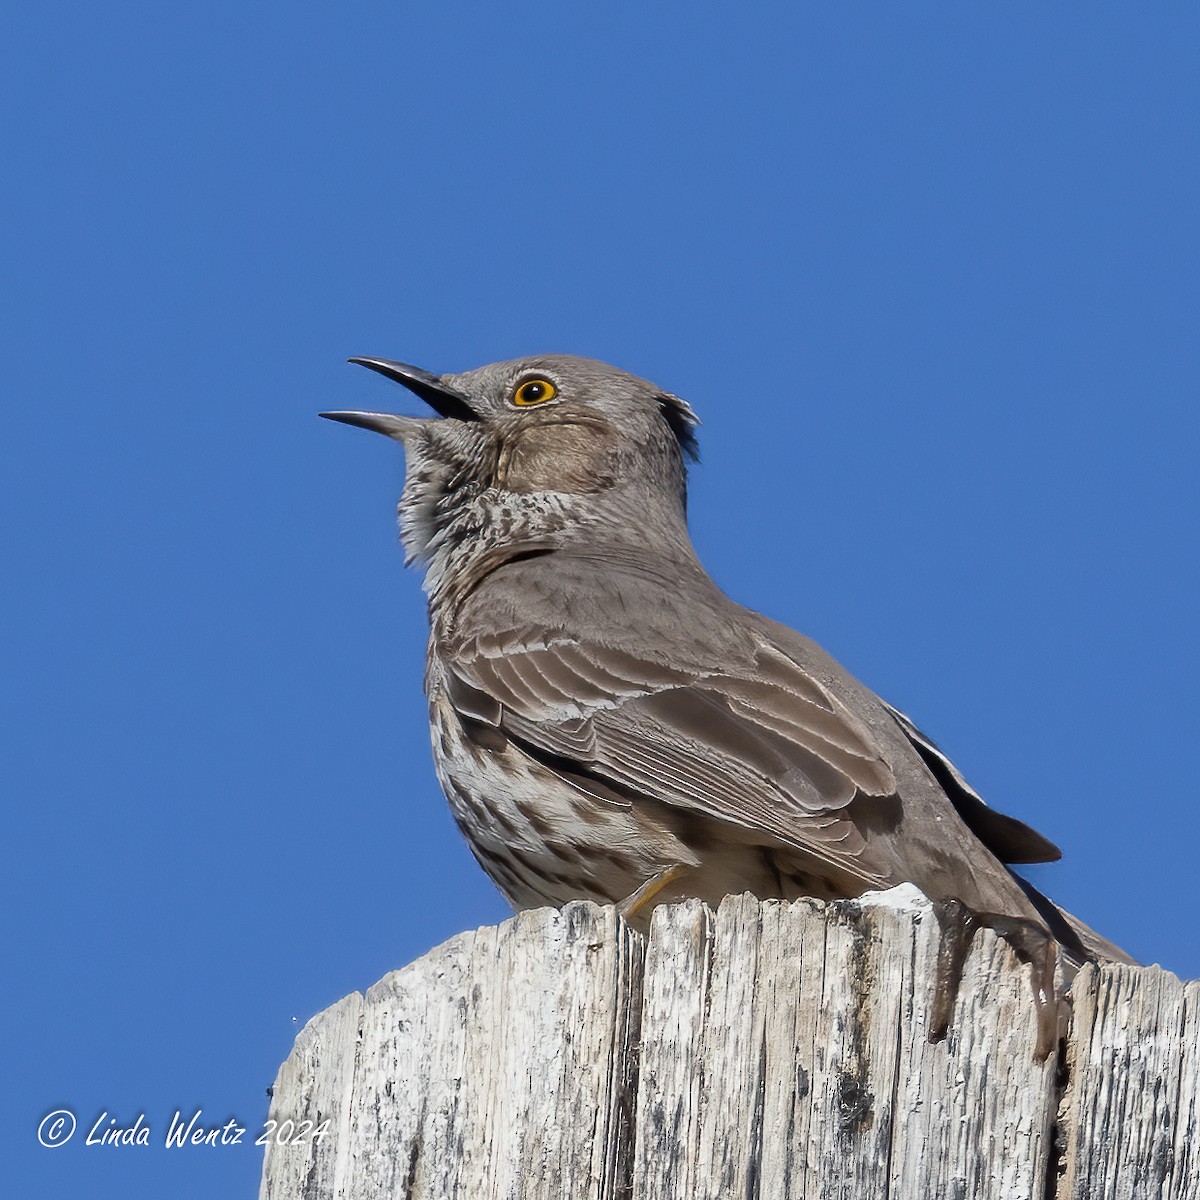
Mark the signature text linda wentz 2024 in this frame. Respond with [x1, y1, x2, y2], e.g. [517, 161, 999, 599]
[64, 1109, 328, 1148]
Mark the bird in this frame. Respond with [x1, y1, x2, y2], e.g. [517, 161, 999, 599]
[321, 354, 1133, 987]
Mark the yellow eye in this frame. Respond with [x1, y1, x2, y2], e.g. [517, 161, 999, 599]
[512, 377, 558, 407]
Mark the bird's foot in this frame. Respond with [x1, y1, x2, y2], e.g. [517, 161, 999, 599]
[930, 899, 1062, 1062]
[618, 864, 691, 922]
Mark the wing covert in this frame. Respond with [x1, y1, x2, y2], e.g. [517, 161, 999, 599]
[442, 627, 900, 889]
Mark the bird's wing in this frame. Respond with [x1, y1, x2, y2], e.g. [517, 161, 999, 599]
[882, 702, 1062, 865]
[443, 625, 899, 890]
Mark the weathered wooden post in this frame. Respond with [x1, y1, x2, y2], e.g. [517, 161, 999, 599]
[259, 889, 1198, 1200]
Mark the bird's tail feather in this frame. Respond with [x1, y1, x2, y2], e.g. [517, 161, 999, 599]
[1057, 907, 1139, 966]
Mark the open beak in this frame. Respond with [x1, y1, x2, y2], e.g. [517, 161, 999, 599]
[320, 357, 478, 440]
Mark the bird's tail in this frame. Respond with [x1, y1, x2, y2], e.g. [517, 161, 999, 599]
[1057, 907, 1139, 966]
[1011, 873, 1139, 967]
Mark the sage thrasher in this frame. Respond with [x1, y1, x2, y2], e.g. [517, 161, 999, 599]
[322, 354, 1132, 975]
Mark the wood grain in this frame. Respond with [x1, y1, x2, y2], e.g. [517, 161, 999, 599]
[631, 889, 1057, 1200]
[1061, 963, 1200, 1200]
[260, 892, 1197, 1200]
[260, 902, 642, 1200]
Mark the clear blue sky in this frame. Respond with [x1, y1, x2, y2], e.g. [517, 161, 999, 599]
[4, 4, 1197, 1195]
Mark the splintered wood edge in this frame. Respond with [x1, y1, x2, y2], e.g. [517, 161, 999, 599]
[1059, 961, 1200, 1200]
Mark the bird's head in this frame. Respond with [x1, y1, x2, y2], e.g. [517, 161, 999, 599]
[322, 354, 701, 581]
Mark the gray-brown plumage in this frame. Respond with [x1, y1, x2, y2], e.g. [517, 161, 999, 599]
[322, 354, 1132, 976]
